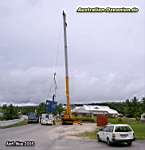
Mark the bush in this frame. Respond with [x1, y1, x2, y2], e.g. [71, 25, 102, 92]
[2, 104, 19, 120]
[73, 116, 95, 123]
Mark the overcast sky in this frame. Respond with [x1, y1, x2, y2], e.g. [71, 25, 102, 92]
[0, 0, 145, 105]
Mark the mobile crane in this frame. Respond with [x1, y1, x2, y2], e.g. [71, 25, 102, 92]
[62, 11, 80, 125]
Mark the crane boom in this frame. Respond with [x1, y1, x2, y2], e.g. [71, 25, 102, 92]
[63, 11, 72, 119]
[62, 11, 81, 125]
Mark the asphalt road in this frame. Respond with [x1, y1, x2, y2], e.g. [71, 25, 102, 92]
[0, 124, 145, 150]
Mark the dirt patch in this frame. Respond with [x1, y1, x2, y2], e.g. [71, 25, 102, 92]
[63, 123, 97, 140]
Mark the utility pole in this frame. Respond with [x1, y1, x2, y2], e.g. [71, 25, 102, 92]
[63, 11, 71, 119]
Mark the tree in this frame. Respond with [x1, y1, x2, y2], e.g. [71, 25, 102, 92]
[141, 97, 145, 113]
[37, 102, 46, 115]
[3, 104, 18, 120]
[132, 97, 142, 118]
[55, 104, 64, 115]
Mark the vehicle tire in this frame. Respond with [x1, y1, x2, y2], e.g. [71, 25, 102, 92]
[53, 121, 56, 125]
[97, 135, 101, 142]
[107, 138, 111, 146]
[127, 141, 132, 146]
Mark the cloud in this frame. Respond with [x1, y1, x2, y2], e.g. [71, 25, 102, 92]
[0, 67, 64, 104]
[70, 70, 145, 102]
[0, 67, 144, 104]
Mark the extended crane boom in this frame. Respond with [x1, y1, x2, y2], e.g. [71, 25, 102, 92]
[63, 11, 71, 119]
[62, 11, 81, 125]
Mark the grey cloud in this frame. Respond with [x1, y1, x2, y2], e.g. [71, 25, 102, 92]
[0, 67, 144, 104]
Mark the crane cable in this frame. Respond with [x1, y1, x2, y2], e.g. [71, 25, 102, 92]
[47, 31, 61, 100]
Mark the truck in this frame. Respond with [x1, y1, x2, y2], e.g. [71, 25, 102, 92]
[27, 112, 39, 123]
[40, 113, 55, 125]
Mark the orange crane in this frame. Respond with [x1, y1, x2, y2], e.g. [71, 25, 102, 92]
[62, 11, 80, 125]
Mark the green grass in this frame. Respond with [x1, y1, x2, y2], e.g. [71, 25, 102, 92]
[0, 119, 28, 129]
[131, 123, 145, 140]
[73, 116, 96, 123]
[79, 131, 97, 139]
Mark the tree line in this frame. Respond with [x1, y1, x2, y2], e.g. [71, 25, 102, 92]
[0, 97, 144, 120]
[100, 97, 145, 118]
[0, 103, 64, 120]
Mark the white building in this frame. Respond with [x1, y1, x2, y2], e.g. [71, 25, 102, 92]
[141, 113, 145, 121]
[72, 105, 119, 117]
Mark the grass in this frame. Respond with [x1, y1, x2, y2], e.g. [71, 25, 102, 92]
[79, 130, 98, 139]
[0, 119, 28, 129]
[131, 123, 145, 140]
[79, 118, 145, 140]
[73, 116, 96, 123]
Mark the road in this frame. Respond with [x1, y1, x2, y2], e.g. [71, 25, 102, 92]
[0, 124, 145, 150]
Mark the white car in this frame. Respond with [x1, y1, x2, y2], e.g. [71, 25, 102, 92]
[40, 114, 55, 125]
[97, 124, 135, 146]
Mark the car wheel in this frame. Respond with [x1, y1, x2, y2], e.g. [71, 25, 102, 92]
[107, 138, 111, 146]
[97, 135, 101, 142]
[127, 141, 132, 146]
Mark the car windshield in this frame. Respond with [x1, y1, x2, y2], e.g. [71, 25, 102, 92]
[28, 113, 37, 118]
[115, 126, 132, 132]
[42, 114, 53, 119]
[45, 115, 49, 118]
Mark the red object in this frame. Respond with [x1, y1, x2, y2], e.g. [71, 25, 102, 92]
[96, 114, 108, 127]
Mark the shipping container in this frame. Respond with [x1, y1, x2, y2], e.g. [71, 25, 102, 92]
[46, 100, 57, 113]
[96, 114, 108, 127]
